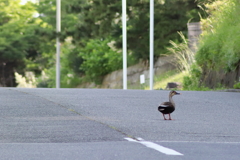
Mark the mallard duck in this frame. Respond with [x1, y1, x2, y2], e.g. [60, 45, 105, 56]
[158, 90, 180, 120]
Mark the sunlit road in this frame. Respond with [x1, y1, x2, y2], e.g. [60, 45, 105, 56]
[0, 88, 240, 160]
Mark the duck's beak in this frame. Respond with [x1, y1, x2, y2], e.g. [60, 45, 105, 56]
[176, 92, 181, 95]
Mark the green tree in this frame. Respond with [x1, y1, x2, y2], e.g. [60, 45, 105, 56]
[0, 0, 58, 87]
[120, 0, 206, 60]
[33, 0, 211, 87]
[0, 0, 39, 86]
[37, 0, 206, 60]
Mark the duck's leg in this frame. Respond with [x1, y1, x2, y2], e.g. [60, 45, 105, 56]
[162, 114, 167, 120]
[168, 114, 172, 120]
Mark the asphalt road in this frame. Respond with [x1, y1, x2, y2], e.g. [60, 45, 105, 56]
[0, 88, 240, 160]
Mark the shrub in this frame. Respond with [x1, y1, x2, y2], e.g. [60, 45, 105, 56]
[233, 82, 240, 89]
[79, 38, 122, 84]
[196, 0, 240, 71]
[182, 63, 210, 90]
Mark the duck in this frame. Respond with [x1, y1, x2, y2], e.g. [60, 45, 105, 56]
[158, 90, 180, 120]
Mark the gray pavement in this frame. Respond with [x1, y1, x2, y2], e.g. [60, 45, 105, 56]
[0, 88, 240, 159]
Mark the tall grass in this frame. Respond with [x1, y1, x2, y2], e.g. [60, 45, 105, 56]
[167, 32, 195, 74]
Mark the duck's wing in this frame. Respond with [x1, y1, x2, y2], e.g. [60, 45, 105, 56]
[158, 102, 174, 113]
[159, 102, 172, 107]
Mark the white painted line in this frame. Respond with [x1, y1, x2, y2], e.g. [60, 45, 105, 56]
[125, 137, 184, 156]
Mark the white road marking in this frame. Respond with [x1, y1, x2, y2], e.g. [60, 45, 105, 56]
[125, 137, 184, 156]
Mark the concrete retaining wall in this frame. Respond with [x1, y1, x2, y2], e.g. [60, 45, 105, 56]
[101, 55, 176, 89]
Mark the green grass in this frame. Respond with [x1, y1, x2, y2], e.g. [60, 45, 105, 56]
[145, 70, 187, 90]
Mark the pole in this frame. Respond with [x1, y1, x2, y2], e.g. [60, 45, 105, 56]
[122, 0, 127, 90]
[56, 0, 61, 88]
[149, 0, 154, 90]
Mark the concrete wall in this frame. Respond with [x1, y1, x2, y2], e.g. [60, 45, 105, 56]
[78, 55, 176, 89]
[101, 55, 176, 89]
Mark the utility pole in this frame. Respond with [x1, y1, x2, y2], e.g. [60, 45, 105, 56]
[56, 0, 61, 88]
[149, 0, 154, 90]
[122, 0, 127, 90]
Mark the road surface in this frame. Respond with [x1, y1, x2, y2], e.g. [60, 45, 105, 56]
[0, 88, 239, 160]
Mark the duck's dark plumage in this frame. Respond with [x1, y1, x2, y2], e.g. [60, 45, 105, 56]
[158, 102, 175, 114]
[158, 90, 180, 120]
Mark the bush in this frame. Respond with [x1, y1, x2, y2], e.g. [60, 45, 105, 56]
[184, 0, 240, 89]
[196, 0, 240, 71]
[79, 38, 122, 84]
[233, 82, 240, 89]
[182, 63, 210, 90]
[36, 38, 83, 88]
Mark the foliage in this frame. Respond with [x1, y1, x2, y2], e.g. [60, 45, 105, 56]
[0, 0, 35, 61]
[0, 0, 59, 87]
[124, 0, 206, 60]
[0, 0, 40, 86]
[37, 0, 206, 60]
[184, 0, 240, 90]
[165, 31, 203, 90]
[167, 32, 195, 73]
[182, 63, 209, 90]
[37, 38, 123, 87]
[0, 0, 213, 87]
[196, 0, 240, 71]
[79, 38, 122, 84]
[233, 82, 240, 89]
[36, 38, 83, 88]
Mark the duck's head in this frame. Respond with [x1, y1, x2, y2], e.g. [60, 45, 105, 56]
[169, 90, 180, 97]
